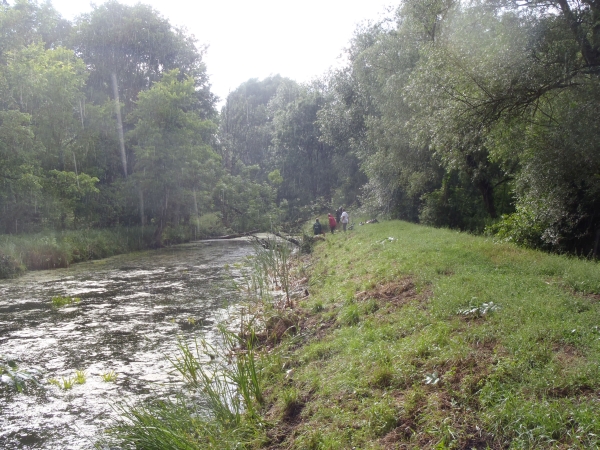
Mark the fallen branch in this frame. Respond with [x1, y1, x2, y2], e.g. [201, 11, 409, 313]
[214, 230, 260, 240]
[274, 232, 301, 247]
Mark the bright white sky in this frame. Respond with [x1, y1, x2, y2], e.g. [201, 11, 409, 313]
[46, 0, 395, 106]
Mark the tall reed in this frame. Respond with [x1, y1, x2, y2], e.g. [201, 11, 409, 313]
[108, 323, 266, 448]
[244, 237, 293, 306]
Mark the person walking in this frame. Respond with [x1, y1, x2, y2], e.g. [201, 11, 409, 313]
[340, 209, 349, 232]
[313, 218, 323, 235]
[335, 206, 343, 224]
[328, 213, 337, 234]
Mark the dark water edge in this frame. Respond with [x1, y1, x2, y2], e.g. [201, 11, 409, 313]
[0, 239, 255, 449]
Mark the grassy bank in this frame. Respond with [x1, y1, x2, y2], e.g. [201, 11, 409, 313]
[0, 227, 158, 278]
[110, 220, 600, 449]
[262, 221, 600, 449]
[0, 218, 232, 279]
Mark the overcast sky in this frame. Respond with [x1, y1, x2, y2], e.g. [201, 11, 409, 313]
[46, 0, 395, 105]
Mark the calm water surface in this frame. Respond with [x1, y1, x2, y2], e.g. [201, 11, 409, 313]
[0, 239, 254, 449]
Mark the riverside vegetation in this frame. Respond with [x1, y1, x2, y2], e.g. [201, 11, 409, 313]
[106, 220, 600, 449]
[0, 223, 227, 279]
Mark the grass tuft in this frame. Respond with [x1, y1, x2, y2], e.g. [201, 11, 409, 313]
[51, 296, 81, 308]
[101, 370, 118, 383]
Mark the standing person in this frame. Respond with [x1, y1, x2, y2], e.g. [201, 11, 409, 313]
[340, 209, 349, 232]
[313, 218, 323, 235]
[328, 213, 337, 234]
[335, 206, 343, 224]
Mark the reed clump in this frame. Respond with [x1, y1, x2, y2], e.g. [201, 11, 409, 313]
[0, 227, 157, 278]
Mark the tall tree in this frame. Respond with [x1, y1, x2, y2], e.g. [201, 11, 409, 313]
[128, 70, 220, 246]
[219, 76, 286, 174]
[269, 79, 335, 209]
[72, 1, 215, 178]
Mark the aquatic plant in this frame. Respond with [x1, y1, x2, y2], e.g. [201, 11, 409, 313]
[48, 376, 74, 390]
[110, 324, 265, 448]
[243, 236, 293, 307]
[51, 296, 81, 308]
[101, 371, 118, 382]
[74, 370, 87, 385]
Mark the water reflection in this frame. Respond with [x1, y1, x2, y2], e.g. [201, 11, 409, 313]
[0, 239, 254, 449]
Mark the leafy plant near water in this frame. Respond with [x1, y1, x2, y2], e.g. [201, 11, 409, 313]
[51, 296, 81, 308]
[74, 370, 86, 384]
[0, 357, 42, 392]
[244, 237, 293, 306]
[0, 227, 159, 279]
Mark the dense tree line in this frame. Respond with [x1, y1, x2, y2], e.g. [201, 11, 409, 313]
[222, 0, 600, 255]
[0, 0, 278, 243]
[1, 0, 599, 255]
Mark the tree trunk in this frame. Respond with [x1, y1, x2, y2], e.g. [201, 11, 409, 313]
[477, 178, 497, 219]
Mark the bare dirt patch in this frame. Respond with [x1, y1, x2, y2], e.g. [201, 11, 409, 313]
[355, 278, 421, 307]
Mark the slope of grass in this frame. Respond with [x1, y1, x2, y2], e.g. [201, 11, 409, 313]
[261, 220, 600, 449]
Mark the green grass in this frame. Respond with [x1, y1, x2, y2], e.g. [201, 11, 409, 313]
[108, 326, 268, 449]
[0, 226, 163, 278]
[74, 370, 87, 384]
[265, 220, 600, 449]
[101, 370, 118, 383]
[49, 376, 75, 390]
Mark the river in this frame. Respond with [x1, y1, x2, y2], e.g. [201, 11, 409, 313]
[0, 239, 255, 449]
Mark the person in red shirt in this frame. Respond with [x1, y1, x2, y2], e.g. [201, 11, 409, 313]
[328, 213, 337, 234]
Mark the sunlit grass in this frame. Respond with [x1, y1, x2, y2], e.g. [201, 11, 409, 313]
[269, 220, 600, 448]
[49, 376, 75, 390]
[74, 370, 86, 385]
[101, 370, 118, 383]
[51, 296, 81, 308]
[107, 221, 600, 449]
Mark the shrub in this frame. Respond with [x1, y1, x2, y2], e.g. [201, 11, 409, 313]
[0, 253, 24, 279]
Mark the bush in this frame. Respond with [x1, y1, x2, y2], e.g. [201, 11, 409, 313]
[0, 253, 24, 279]
[488, 205, 550, 250]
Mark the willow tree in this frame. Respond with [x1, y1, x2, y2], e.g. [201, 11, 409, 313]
[405, 0, 600, 252]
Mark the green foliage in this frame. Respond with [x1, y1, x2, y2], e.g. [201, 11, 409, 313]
[0, 253, 24, 278]
[112, 326, 266, 448]
[0, 227, 156, 277]
[101, 370, 117, 383]
[74, 370, 86, 385]
[51, 296, 81, 308]
[49, 376, 75, 390]
[128, 69, 221, 245]
[192, 213, 223, 238]
[0, 357, 42, 392]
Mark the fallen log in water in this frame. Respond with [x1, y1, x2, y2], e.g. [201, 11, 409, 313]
[214, 230, 260, 240]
